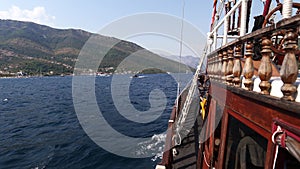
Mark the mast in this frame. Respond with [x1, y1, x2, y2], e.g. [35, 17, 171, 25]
[263, 0, 272, 17]
[211, 0, 218, 31]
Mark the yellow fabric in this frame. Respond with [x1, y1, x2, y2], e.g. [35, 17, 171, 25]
[200, 98, 207, 119]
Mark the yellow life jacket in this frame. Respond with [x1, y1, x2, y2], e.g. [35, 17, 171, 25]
[200, 98, 207, 119]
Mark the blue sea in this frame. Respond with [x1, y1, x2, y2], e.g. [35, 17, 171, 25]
[0, 74, 192, 169]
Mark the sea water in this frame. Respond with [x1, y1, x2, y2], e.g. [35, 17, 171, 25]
[0, 74, 192, 169]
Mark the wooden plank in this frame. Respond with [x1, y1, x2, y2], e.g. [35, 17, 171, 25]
[200, 98, 217, 169]
[227, 109, 271, 139]
[208, 99, 216, 165]
[160, 106, 176, 168]
[209, 81, 300, 169]
[209, 82, 300, 133]
[228, 85, 300, 116]
[217, 107, 229, 169]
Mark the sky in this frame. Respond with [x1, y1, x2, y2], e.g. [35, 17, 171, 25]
[0, 0, 210, 31]
[0, 0, 267, 57]
[0, 0, 215, 57]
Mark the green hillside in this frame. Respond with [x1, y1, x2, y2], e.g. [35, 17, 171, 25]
[0, 19, 192, 77]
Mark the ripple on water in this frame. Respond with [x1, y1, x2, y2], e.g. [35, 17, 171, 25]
[0, 75, 191, 168]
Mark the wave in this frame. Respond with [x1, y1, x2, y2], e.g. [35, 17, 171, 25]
[135, 133, 166, 161]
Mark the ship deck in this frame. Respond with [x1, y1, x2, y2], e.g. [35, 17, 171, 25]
[172, 114, 203, 169]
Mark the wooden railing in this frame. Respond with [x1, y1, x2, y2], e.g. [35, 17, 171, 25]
[207, 15, 300, 101]
[209, 0, 245, 51]
[157, 106, 176, 169]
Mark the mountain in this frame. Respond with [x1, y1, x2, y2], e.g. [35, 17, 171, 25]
[160, 55, 200, 68]
[0, 19, 192, 76]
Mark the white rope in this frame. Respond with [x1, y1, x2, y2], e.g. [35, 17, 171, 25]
[282, 0, 293, 19]
[240, 0, 248, 36]
[271, 126, 282, 144]
[174, 0, 186, 144]
[203, 151, 211, 167]
[272, 145, 279, 169]
[271, 125, 282, 169]
[173, 132, 182, 145]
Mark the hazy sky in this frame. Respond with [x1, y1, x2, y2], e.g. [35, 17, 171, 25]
[0, 0, 267, 57]
[0, 1, 211, 31]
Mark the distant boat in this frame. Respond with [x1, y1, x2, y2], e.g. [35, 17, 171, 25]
[131, 74, 145, 78]
[97, 73, 110, 77]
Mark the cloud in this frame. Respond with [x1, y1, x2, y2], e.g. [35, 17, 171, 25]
[0, 6, 55, 25]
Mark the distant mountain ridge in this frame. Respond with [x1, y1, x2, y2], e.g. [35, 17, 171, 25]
[161, 55, 200, 68]
[0, 19, 191, 76]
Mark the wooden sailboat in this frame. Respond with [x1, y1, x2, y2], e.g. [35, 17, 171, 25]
[157, 0, 300, 168]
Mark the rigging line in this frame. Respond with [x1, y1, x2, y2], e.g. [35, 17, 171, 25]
[175, 43, 208, 146]
[179, 0, 185, 65]
[176, 0, 185, 111]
